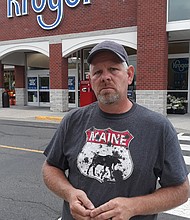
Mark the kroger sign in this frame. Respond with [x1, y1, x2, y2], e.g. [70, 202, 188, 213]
[172, 58, 189, 73]
[7, 0, 91, 30]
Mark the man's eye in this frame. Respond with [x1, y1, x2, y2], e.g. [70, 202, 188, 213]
[93, 70, 101, 76]
[110, 67, 118, 73]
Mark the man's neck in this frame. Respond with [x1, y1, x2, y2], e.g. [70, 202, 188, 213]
[98, 99, 133, 114]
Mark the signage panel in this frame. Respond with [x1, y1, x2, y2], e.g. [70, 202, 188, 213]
[28, 77, 37, 90]
[7, 0, 91, 30]
[172, 58, 189, 73]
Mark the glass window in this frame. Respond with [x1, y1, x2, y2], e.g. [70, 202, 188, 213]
[39, 91, 50, 102]
[168, 0, 190, 22]
[167, 58, 189, 113]
[168, 58, 189, 90]
[68, 52, 80, 69]
[83, 49, 91, 60]
[28, 91, 37, 102]
[4, 70, 15, 90]
[39, 77, 49, 90]
[68, 76, 75, 90]
[84, 63, 90, 80]
[69, 92, 75, 103]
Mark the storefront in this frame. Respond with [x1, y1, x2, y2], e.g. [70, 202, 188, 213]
[167, 0, 190, 114]
[167, 50, 189, 114]
[0, 0, 189, 115]
[24, 46, 136, 109]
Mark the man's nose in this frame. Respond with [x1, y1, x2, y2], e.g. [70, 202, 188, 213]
[100, 70, 111, 82]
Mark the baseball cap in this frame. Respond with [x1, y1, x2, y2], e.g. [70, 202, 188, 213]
[87, 41, 129, 65]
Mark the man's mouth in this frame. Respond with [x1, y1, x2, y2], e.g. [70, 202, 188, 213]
[100, 86, 114, 92]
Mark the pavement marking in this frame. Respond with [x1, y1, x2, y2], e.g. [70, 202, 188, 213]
[178, 133, 190, 141]
[184, 156, 190, 166]
[0, 144, 44, 153]
[35, 115, 63, 122]
[180, 144, 190, 151]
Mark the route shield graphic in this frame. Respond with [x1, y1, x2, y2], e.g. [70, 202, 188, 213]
[77, 127, 134, 183]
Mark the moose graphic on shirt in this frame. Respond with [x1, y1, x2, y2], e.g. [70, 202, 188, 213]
[87, 151, 122, 179]
[77, 127, 134, 183]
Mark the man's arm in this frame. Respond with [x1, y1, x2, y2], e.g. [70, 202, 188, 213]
[90, 178, 190, 220]
[42, 161, 94, 219]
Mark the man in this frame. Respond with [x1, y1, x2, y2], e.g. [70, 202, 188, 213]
[42, 41, 189, 220]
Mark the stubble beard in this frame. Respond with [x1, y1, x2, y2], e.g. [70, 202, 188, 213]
[97, 92, 120, 105]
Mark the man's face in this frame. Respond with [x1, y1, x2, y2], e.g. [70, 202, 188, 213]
[89, 51, 134, 105]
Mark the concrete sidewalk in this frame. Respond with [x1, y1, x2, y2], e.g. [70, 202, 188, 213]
[167, 113, 190, 133]
[0, 105, 190, 132]
[0, 106, 65, 123]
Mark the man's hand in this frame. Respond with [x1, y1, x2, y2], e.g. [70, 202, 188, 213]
[90, 197, 133, 220]
[90, 178, 189, 220]
[68, 189, 95, 220]
[42, 161, 95, 219]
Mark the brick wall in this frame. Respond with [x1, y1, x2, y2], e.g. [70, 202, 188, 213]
[0, 1, 137, 41]
[136, 0, 168, 90]
[49, 44, 68, 89]
[15, 66, 25, 88]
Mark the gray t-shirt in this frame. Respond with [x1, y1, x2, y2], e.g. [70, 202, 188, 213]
[44, 102, 188, 220]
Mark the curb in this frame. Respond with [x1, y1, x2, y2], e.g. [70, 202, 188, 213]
[35, 116, 63, 122]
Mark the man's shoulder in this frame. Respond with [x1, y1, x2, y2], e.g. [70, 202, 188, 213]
[65, 102, 98, 119]
[135, 103, 169, 124]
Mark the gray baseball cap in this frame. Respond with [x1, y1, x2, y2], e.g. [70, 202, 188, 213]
[87, 41, 129, 65]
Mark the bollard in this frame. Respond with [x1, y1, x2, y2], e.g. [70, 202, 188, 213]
[2, 91, 10, 108]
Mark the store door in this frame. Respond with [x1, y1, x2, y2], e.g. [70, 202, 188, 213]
[68, 69, 78, 108]
[39, 75, 50, 106]
[27, 71, 50, 107]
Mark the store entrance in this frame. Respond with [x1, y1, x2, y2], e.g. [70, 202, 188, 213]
[4, 68, 16, 105]
[27, 70, 50, 107]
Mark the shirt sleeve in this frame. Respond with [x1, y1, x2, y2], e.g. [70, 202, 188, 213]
[158, 122, 189, 187]
[44, 119, 69, 171]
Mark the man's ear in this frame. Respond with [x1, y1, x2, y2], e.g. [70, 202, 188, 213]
[127, 65, 135, 85]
